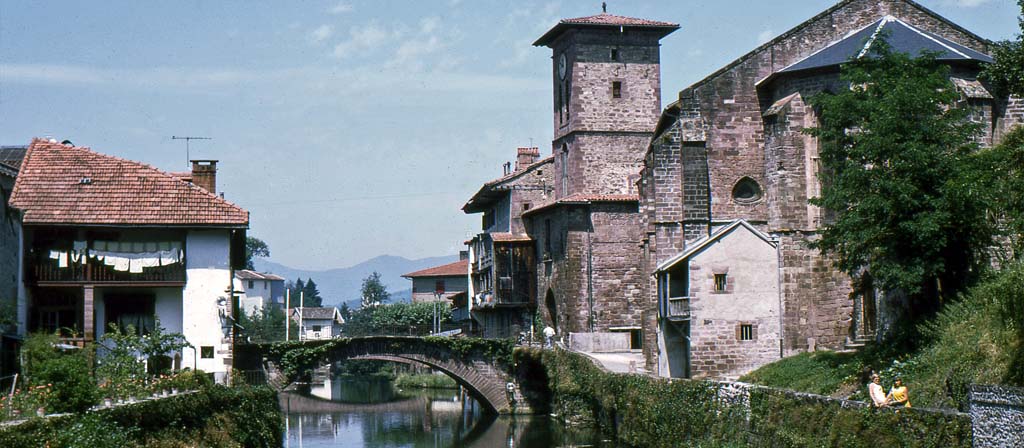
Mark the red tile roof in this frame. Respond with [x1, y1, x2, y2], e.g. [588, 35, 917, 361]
[522, 193, 639, 216]
[490, 232, 533, 243]
[9, 138, 249, 227]
[463, 156, 553, 213]
[534, 12, 679, 46]
[561, 13, 678, 27]
[402, 259, 468, 278]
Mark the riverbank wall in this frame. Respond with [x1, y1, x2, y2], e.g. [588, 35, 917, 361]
[514, 348, 974, 447]
[0, 386, 282, 447]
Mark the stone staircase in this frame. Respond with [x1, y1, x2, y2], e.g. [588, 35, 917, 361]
[837, 334, 875, 354]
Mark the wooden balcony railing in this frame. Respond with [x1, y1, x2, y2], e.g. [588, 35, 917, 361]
[28, 254, 185, 284]
[667, 297, 691, 320]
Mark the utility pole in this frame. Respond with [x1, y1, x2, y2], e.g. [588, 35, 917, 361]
[171, 136, 212, 167]
[285, 289, 291, 341]
[299, 291, 304, 341]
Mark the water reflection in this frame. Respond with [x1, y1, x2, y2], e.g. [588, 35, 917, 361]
[282, 377, 614, 447]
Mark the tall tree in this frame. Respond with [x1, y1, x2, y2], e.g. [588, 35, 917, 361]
[339, 302, 352, 321]
[303, 278, 323, 307]
[360, 271, 390, 308]
[980, 1, 1024, 98]
[806, 41, 990, 302]
[244, 236, 270, 270]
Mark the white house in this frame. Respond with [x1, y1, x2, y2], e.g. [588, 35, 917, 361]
[234, 270, 285, 316]
[654, 220, 781, 379]
[290, 307, 343, 340]
[7, 138, 249, 381]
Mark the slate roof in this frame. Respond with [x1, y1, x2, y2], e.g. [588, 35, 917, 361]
[534, 12, 678, 46]
[776, 16, 993, 76]
[402, 259, 468, 278]
[463, 156, 553, 213]
[8, 138, 249, 227]
[0, 146, 27, 178]
[292, 307, 341, 321]
[235, 270, 285, 281]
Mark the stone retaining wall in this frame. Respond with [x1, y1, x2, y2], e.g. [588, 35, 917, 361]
[968, 384, 1024, 448]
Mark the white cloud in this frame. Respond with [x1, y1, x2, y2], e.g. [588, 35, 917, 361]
[309, 25, 333, 44]
[420, 16, 440, 34]
[332, 21, 394, 58]
[329, 1, 353, 14]
[757, 29, 774, 45]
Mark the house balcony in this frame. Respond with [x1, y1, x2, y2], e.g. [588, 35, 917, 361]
[27, 247, 186, 286]
[666, 297, 691, 320]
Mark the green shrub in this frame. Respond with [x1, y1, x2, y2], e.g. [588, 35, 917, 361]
[394, 372, 458, 389]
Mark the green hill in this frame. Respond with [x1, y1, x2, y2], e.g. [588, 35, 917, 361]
[741, 261, 1024, 410]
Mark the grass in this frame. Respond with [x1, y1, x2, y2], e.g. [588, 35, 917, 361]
[742, 261, 1024, 410]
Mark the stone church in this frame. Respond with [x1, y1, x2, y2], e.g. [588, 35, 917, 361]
[641, 0, 1022, 379]
[469, 0, 1021, 379]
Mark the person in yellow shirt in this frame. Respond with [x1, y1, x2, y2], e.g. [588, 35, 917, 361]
[887, 377, 911, 408]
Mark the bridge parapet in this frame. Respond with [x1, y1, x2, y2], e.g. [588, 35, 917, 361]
[244, 336, 530, 414]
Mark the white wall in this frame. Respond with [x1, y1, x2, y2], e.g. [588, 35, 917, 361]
[300, 318, 337, 340]
[182, 230, 233, 378]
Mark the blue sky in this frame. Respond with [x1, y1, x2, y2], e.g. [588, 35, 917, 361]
[1, 0, 1019, 270]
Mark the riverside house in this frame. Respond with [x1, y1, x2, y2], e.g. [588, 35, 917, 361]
[7, 138, 249, 381]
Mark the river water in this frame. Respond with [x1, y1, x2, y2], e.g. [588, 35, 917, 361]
[281, 377, 614, 448]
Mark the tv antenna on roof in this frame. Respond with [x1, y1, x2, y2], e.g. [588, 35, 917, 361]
[171, 136, 212, 168]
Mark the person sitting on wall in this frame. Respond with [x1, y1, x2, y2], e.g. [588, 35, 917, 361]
[886, 377, 911, 408]
[869, 373, 889, 407]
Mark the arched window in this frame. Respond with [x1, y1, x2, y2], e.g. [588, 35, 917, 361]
[732, 177, 762, 204]
[560, 144, 569, 196]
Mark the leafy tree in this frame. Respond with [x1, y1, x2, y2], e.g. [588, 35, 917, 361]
[806, 42, 990, 302]
[338, 302, 352, 321]
[244, 236, 271, 271]
[980, 1, 1024, 98]
[302, 278, 323, 307]
[21, 332, 99, 413]
[239, 305, 288, 343]
[286, 278, 304, 307]
[360, 271, 390, 308]
[343, 302, 451, 336]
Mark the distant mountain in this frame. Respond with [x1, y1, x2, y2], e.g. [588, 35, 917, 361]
[253, 255, 457, 309]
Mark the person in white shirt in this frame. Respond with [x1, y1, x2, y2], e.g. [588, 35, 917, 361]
[868, 373, 889, 407]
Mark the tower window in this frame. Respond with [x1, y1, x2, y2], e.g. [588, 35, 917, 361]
[611, 48, 620, 61]
[739, 324, 754, 341]
[714, 274, 728, 292]
[612, 81, 622, 99]
[732, 177, 763, 204]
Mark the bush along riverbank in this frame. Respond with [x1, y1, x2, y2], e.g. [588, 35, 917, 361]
[0, 384, 283, 448]
[394, 372, 458, 389]
[514, 348, 972, 448]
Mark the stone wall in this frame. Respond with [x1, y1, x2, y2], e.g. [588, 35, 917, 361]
[968, 384, 1024, 448]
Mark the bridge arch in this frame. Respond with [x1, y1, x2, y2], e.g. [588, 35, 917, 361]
[253, 336, 525, 414]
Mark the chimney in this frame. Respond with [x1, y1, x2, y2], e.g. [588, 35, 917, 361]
[459, 250, 469, 260]
[515, 147, 540, 171]
[190, 160, 218, 193]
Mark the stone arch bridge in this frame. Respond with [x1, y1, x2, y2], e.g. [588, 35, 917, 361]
[236, 336, 530, 414]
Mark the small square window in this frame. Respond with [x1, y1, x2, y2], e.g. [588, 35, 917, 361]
[247, 280, 254, 289]
[523, 203, 532, 211]
[739, 324, 754, 341]
[312, 325, 322, 332]
[200, 346, 214, 359]
[612, 81, 622, 98]
[714, 273, 728, 292]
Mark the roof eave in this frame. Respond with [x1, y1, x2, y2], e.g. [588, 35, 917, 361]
[533, 22, 680, 47]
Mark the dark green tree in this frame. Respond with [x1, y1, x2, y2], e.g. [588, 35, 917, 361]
[287, 278, 304, 307]
[239, 305, 288, 343]
[302, 278, 323, 307]
[978, 126, 1024, 259]
[980, 1, 1024, 98]
[244, 236, 271, 271]
[360, 271, 390, 308]
[339, 302, 352, 321]
[806, 42, 989, 302]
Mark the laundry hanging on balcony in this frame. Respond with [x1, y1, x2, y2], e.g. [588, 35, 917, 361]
[87, 241, 183, 272]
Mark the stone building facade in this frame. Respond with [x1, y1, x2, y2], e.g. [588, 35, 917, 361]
[522, 13, 678, 348]
[463, 148, 552, 338]
[641, 0, 1023, 379]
